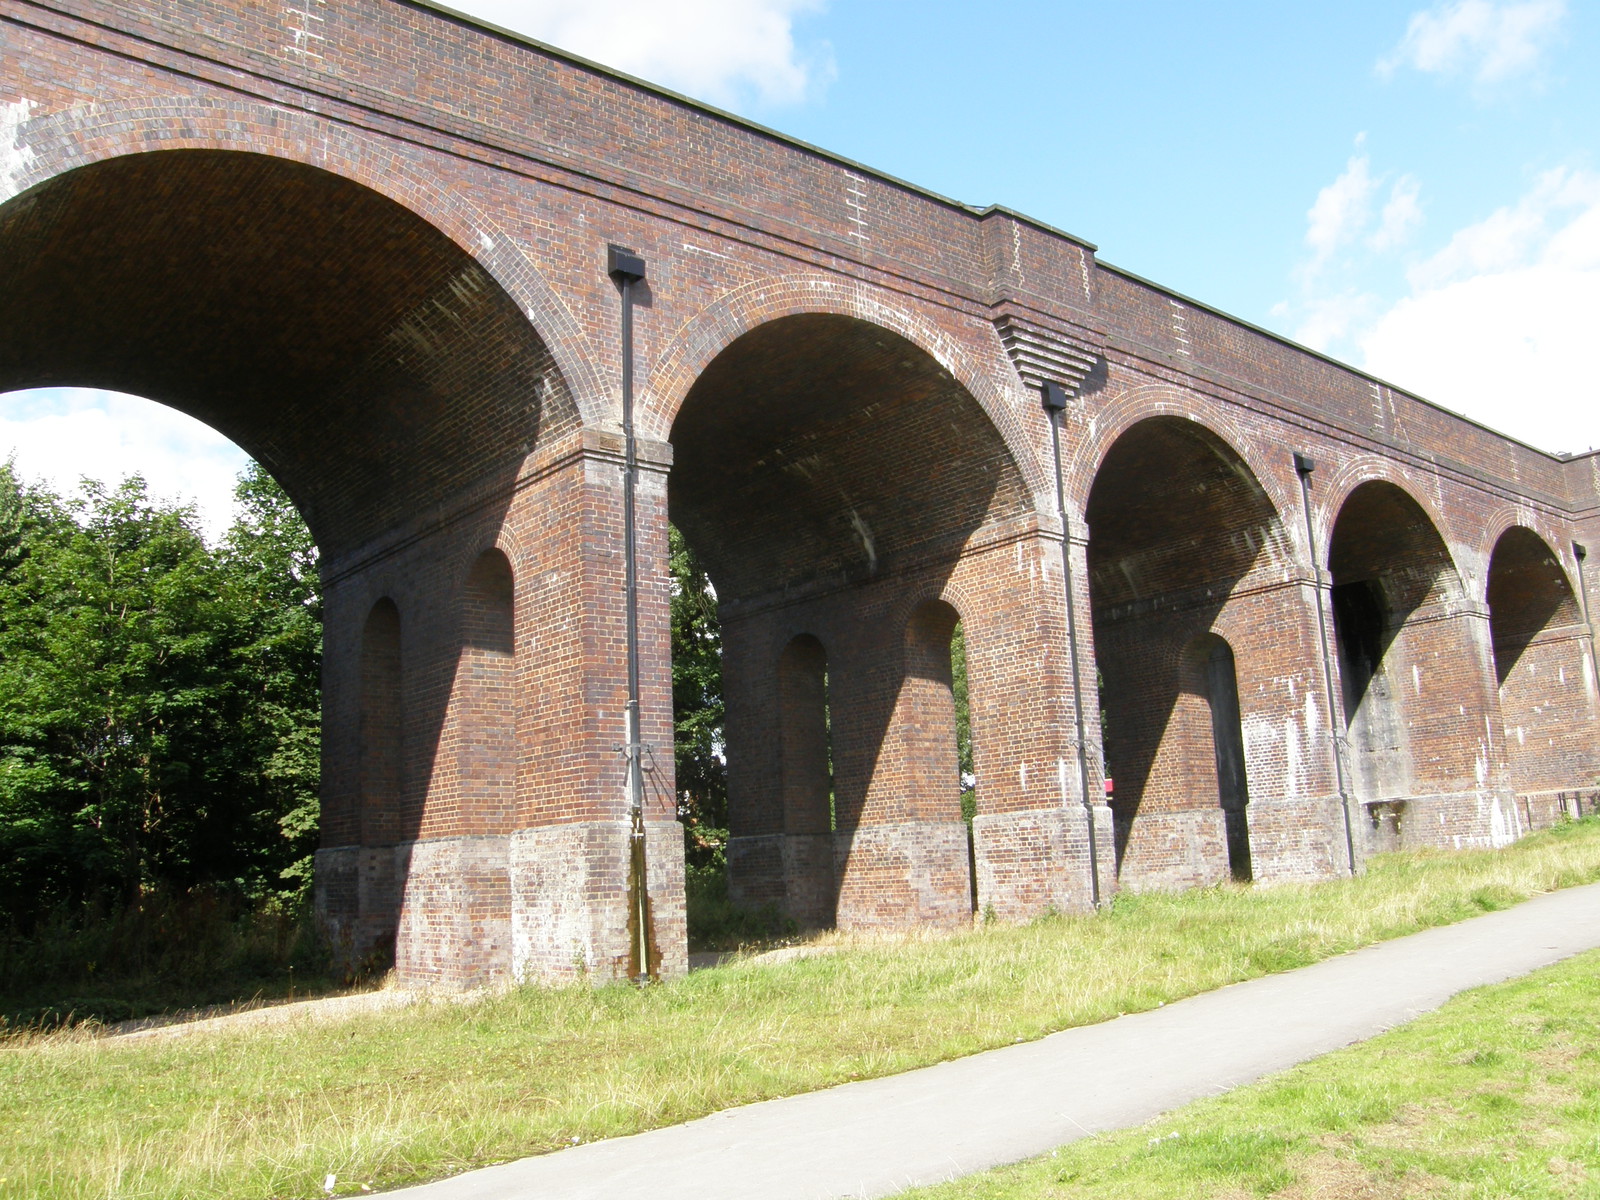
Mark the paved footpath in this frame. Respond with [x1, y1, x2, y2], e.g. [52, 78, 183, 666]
[397, 882, 1600, 1200]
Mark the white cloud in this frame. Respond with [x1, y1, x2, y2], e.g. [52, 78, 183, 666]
[1408, 166, 1600, 287]
[0, 388, 250, 541]
[450, 0, 834, 109]
[1379, 0, 1566, 83]
[1285, 146, 1595, 453]
[1360, 168, 1600, 454]
[1305, 152, 1376, 271]
[1370, 175, 1423, 251]
[1292, 290, 1379, 352]
[1300, 145, 1423, 281]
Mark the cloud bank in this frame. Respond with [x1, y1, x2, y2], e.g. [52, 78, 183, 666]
[1360, 168, 1600, 454]
[1379, 0, 1566, 83]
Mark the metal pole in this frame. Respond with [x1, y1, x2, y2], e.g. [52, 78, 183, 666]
[1573, 542, 1596, 653]
[1574, 543, 1600, 721]
[608, 244, 658, 982]
[1042, 382, 1100, 906]
[1294, 452, 1358, 875]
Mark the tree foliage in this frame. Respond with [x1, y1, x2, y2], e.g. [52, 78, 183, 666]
[0, 462, 320, 932]
[952, 620, 976, 822]
[668, 525, 726, 870]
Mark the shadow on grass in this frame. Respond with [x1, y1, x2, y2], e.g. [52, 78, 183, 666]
[0, 888, 366, 1032]
[686, 863, 803, 954]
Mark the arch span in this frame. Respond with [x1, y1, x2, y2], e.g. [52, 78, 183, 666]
[1327, 480, 1506, 851]
[1312, 459, 1462, 580]
[685, 311, 1060, 930]
[1065, 384, 1302, 529]
[0, 146, 579, 560]
[1084, 415, 1296, 889]
[7, 97, 606, 426]
[669, 312, 1033, 601]
[1486, 527, 1600, 820]
[644, 273, 1049, 506]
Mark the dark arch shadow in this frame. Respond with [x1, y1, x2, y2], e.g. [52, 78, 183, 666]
[1327, 480, 1462, 805]
[1084, 416, 1287, 878]
[1488, 527, 1580, 684]
[669, 313, 1030, 927]
[0, 149, 577, 561]
[1183, 633, 1252, 882]
[1487, 526, 1597, 810]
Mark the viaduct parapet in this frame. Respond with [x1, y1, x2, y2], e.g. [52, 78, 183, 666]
[4, 0, 1597, 984]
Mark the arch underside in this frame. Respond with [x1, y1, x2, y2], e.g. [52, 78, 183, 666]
[670, 313, 1031, 606]
[1487, 528, 1598, 807]
[1086, 416, 1289, 889]
[0, 149, 577, 559]
[676, 313, 1040, 929]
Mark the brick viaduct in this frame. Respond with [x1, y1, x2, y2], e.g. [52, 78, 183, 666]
[5, 0, 1599, 987]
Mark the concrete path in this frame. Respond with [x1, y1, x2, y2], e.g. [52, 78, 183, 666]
[396, 883, 1600, 1200]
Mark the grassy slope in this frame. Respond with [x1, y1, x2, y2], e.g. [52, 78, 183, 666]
[3, 820, 1599, 1200]
[902, 946, 1600, 1199]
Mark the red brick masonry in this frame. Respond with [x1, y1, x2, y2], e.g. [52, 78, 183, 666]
[4, 0, 1596, 985]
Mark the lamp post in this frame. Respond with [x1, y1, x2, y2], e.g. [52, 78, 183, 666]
[608, 244, 658, 982]
[1294, 452, 1358, 876]
[1041, 380, 1101, 907]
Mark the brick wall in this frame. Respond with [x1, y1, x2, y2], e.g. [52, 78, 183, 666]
[5, 0, 1596, 987]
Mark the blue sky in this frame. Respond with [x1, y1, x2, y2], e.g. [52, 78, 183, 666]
[4, 0, 1597, 532]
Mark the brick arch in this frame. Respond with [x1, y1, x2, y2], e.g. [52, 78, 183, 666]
[1207, 605, 1262, 660]
[640, 271, 1048, 504]
[1486, 525, 1582, 635]
[1082, 411, 1295, 607]
[6, 96, 607, 425]
[1081, 396, 1293, 889]
[1064, 383, 1300, 529]
[1312, 457, 1463, 589]
[449, 534, 522, 592]
[882, 576, 982, 638]
[1474, 507, 1580, 591]
[1486, 524, 1599, 804]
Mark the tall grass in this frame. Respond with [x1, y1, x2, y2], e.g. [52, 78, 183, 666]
[4, 821, 1599, 1200]
[684, 862, 798, 952]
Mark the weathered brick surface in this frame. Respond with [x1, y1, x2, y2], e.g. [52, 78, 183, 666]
[4, 0, 1597, 986]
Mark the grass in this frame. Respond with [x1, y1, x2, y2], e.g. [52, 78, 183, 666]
[899, 945, 1600, 1199]
[0, 892, 345, 1030]
[684, 861, 800, 952]
[3, 819, 1600, 1200]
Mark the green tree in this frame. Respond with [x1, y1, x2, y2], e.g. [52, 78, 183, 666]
[221, 463, 321, 899]
[952, 620, 976, 823]
[669, 525, 726, 869]
[0, 462, 322, 931]
[0, 472, 241, 915]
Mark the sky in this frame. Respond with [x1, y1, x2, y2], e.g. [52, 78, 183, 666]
[4, 0, 1597, 535]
